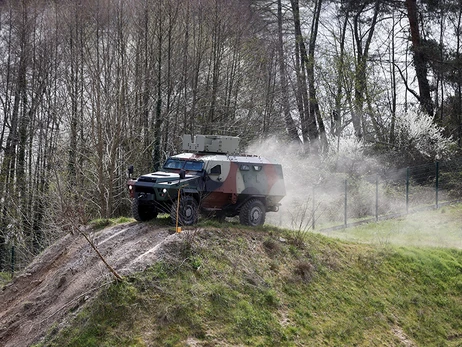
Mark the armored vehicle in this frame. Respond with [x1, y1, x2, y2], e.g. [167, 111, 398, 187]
[127, 135, 285, 226]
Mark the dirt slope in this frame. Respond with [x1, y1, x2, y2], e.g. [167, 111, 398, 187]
[0, 222, 183, 347]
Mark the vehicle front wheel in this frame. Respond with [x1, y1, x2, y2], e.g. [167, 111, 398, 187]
[239, 199, 266, 226]
[132, 198, 158, 222]
[171, 195, 199, 226]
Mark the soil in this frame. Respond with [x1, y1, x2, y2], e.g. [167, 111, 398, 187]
[0, 222, 183, 347]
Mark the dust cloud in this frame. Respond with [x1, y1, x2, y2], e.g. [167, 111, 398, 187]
[245, 137, 341, 231]
[245, 136, 457, 239]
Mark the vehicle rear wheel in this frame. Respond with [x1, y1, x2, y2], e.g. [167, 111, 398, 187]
[239, 199, 266, 226]
[132, 198, 158, 222]
[171, 195, 199, 226]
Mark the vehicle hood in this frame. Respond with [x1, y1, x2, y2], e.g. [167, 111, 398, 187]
[136, 171, 198, 185]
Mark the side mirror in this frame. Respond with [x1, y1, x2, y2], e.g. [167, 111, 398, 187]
[128, 165, 134, 177]
[210, 165, 221, 175]
[179, 169, 186, 179]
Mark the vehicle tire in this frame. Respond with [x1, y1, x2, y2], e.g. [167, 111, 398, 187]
[239, 199, 266, 226]
[171, 195, 199, 226]
[132, 198, 158, 222]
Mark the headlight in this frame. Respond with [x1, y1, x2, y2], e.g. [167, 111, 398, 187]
[162, 188, 167, 194]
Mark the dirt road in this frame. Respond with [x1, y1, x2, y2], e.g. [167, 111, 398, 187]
[0, 222, 182, 347]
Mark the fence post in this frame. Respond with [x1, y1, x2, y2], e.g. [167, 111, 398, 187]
[375, 175, 379, 222]
[344, 179, 348, 228]
[406, 167, 410, 214]
[312, 185, 315, 230]
[435, 161, 439, 209]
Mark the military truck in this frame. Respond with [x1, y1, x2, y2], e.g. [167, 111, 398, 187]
[127, 135, 285, 226]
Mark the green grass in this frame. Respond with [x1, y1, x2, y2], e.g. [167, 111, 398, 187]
[0, 271, 11, 286]
[40, 205, 462, 346]
[324, 203, 462, 248]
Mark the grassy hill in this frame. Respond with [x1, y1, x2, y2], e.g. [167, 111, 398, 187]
[38, 206, 462, 346]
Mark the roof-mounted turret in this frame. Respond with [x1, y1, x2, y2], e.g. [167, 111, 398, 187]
[182, 134, 240, 154]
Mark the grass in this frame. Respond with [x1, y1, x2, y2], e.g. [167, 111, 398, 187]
[324, 203, 462, 248]
[40, 205, 462, 346]
[0, 271, 11, 286]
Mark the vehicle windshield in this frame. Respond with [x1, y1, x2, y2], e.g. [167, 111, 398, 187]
[163, 159, 204, 172]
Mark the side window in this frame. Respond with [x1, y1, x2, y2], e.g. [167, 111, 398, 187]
[210, 165, 221, 175]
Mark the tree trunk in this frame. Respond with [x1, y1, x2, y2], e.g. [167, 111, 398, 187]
[277, 0, 300, 142]
[457, 9, 462, 146]
[389, 10, 397, 144]
[334, 11, 349, 151]
[153, 0, 164, 171]
[307, 0, 327, 152]
[405, 0, 434, 116]
[352, 0, 380, 140]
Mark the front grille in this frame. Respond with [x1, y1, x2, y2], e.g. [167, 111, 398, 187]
[135, 186, 156, 194]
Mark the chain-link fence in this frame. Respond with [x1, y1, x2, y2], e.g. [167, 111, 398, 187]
[309, 158, 462, 232]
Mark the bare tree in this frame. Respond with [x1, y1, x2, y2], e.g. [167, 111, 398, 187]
[405, 0, 434, 117]
[350, 0, 381, 139]
[277, 0, 300, 142]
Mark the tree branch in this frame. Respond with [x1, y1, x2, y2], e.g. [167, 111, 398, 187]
[394, 62, 421, 101]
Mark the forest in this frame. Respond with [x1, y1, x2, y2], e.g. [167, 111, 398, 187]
[0, 0, 461, 271]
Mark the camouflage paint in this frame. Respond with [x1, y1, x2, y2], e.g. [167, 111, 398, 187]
[128, 144, 285, 222]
